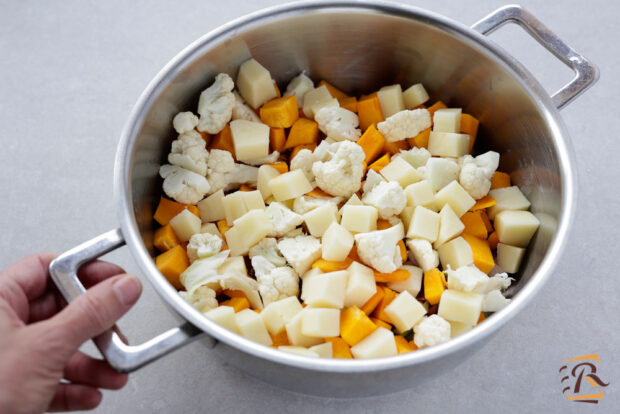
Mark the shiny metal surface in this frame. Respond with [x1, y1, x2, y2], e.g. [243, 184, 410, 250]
[50, 0, 597, 396]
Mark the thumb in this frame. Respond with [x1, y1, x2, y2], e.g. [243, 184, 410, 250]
[47, 274, 142, 351]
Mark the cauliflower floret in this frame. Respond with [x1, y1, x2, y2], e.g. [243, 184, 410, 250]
[313, 140, 343, 162]
[292, 195, 342, 215]
[283, 72, 314, 106]
[251, 256, 300, 306]
[312, 140, 365, 197]
[290, 149, 316, 184]
[362, 169, 387, 195]
[458, 151, 500, 199]
[197, 73, 235, 134]
[277, 235, 322, 274]
[265, 202, 304, 237]
[231, 91, 260, 122]
[362, 181, 406, 219]
[398, 147, 431, 168]
[377, 109, 431, 142]
[314, 107, 361, 142]
[187, 233, 222, 263]
[446, 265, 490, 293]
[413, 315, 451, 348]
[243, 151, 280, 166]
[406, 238, 439, 272]
[180, 250, 230, 293]
[486, 272, 513, 292]
[172, 111, 199, 134]
[205, 149, 258, 194]
[159, 164, 210, 204]
[249, 237, 286, 266]
[168, 130, 209, 175]
[354, 222, 405, 273]
[481, 289, 511, 312]
[179, 285, 218, 313]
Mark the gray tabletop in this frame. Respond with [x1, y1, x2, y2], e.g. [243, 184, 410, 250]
[1, 0, 618, 412]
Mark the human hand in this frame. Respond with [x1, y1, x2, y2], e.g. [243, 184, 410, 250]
[0, 253, 142, 413]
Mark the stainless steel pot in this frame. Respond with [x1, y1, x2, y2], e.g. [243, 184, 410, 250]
[49, 1, 597, 397]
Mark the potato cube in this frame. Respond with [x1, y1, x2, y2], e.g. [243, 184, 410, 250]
[380, 156, 422, 188]
[384, 291, 427, 332]
[377, 84, 405, 118]
[261, 296, 303, 335]
[300, 268, 322, 302]
[496, 243, 526, 273]
[350, 327, 398, 359]
[241, 190, 265, 211]
[309, 342, 333, 358]
[341, 205, 378, 233]
[434, 180, 476, 217]
[303, 85, 339, 118]
[197, 190, 225, 223]
[217, 256, 247, 276]
[400, 206, 415, 230]
[322, 222, 354, 261]
[225, 209, 273, 256]
[487, 186, 531, 219]
[433, 108, 461, 133]
[402, 83, 429, 109]
[428, 131, 470, 157]
[387, 265, 423, 297]
[404, 180, 435, 208]
[257, 165, 280, 200]
[437, 236, 473, 269]
[303, 270, 348, 309]
[200, 222, 220, 237]
[449, 320, 473, 338]
[269, 170, 314, 201]
[278, 346, 319, 357]
[205, 306, 239, 334]
[230, 119, 270, 163]
[223, 191, 248, 225]
[285, 310, 323, 347]
[236, 58, 277, 109]
[344, 261, 377, 307]
[438, 290, 483, 326]
[340, 306, 378, 346]
[169, 209, 201, 242]
[301, 308, 340, 337]
[494, 210, 540, 247]
[435, 204, 465, 248]
[235, 309, 272, 346]
[406, 205, 440, 242]
[303, 203, 338, 237]
[426, 157, 459, 192]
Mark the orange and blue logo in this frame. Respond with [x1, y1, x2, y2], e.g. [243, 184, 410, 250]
[560, 354, 609, 404]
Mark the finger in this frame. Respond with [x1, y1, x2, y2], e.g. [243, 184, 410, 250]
[78, 260, 126, 288]
[64, 352, 128, 390]
[45, 274, 142, 351]
[28, 291, 62, 322]
[47, 383, 102, 412]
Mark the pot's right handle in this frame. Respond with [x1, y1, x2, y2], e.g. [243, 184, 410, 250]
[472, 4, 599, 110]
[49, 228, 210, 373]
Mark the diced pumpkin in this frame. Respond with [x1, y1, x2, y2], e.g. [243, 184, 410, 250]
[461, 211, 488, 239]
[318, 80, 349, 101]
[487, 231, 499, 250]
[348, 245, 361, 262]
[209, 124, 236, 158]
[383, 139, 409, 155]
[376, 219, 391, 230]
[340, 306, 378, 346]
[470, 195, 497, 211]
[290, 143, 317, 160]
[491, 171, 511, 189]
[306, 188, 331, 198]
[460, 113, 479, 153]
[217, 219, 232, 235]
[374, 269, 410, 283]
[479, 210, 494, 233]
[357, 124, 386, 164]
[153, 197, 200, 226]
[155, 245, 189, 290]
[220, 296, 250, 313]
[368, 153, 390, 173]
[269, 127, 287, 153]
[462, 233, 495, 274]
[259, 95, 299, 128]
[357, 95, 384, 131]
[370, 317, 392, 330]
[222, 289, 247, 298]
[198, 130, 211, 146]
[284, 118, 319, 150]
[153, 223, 180, 252]
[273, 82, 281, 98]
[325, 337, 353, 359]
[394, 335, 417, 354]
[427, 101, 447, 119]
[270, 330, 290, 346]
[407, 127, 431, 149]
[423, 269, 445, 305]
[340, 96, 358, 113]
[360, 287, 385, 315]
[239, 184, 256, 192]
[311, 257, 354, 272]
[477, 312, 486, 324]
[266, 161, 289, 174]
[398, 240, 407, 262]
[371, 287, 397, 323]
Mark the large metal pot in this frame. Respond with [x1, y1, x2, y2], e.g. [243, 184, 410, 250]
[49, 1, 597, 397]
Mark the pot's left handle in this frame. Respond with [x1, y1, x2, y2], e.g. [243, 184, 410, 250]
[49, 228, 209, 373]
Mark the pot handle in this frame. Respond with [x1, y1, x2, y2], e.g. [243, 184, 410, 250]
[472, 4, 599, 109]
[49, 228, 209, 373]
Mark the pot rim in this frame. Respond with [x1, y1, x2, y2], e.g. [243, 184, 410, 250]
[113, 0, 575, 373]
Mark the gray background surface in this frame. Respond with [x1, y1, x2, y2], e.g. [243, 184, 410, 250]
[1, 0, 618, 412]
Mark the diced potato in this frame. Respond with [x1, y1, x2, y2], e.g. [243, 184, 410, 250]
[402, 83, 429, 109]
[229, 119, 270, 163]
[487, 186, 531, 219]
[428, 131, 470, 157]
[406, 205, 440, 242]
[241, 190, 266, 211]
[269, 170, 314, 201]
[433, 108, 461, 133]
[380, 156, 422, 188]
[223, 191, 248, 225]
[300, 268, 322, 301]
[322, 222, 354, 261]
[197, 190, 226, 223]
[425, 157, 459, 192]
[217, 256, 247, 276]
[435, 204, 465, 248]
[434, 180, 476, 217]
[303, 203, 338, 237]
[387, 265, 423, 297]
[301, 308, 340, 337]
[494, 210, 540, 247]
[496, 243, 526, 273]
[285, 309, 324, 347]
[309, 342, 333, 358]
[344, 261, 377, 307]
[303, 85, 339, 118]
[261, 296, 303, 335]
[169, 209, 201, 242]
[341, 205, 378, 233]
[225, 209, 273, 256]
[437, 236, 473, 269]
[438, 290, 483, 326]
[278, 346, 319, 357]
[377, 84, 405, 118]
[350, 327, 398, 359]
[384, 291, 427, 332]
[235, 309, 272, 346]
[340, 306, 378, 346]
[205, 306, 240, 334]
[404, 180, 435, 208]
[257, 165, 280, 200]
[303, 270, 348, 308]
[400, 206, 415, 230]
[449, 320, 473, 338]
[236, 58, 277, 109]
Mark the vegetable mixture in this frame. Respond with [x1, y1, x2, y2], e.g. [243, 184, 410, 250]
[152, 57, 540, 359]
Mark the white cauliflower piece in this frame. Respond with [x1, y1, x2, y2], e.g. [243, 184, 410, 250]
[159, 164, 210, 204]
[197, 73, 235, 134]
[231, 91, 260, 122]
[277, 235, 322, 275]
[406, 238, 439, 272]
[362, 181, 406, 219]
[179, 250, 229, 293]
[399, 147, 431, 168]
[486, 272, 513, 292]
[179, 285, 218, 313]
[168, 130, 209, 175]
[290, 148, 316, 184]
[362, 169, 387, 195]
[265, 202, 304, 237]
[206, 149, 258, 194]
[446, 265, 490, 293]
[244, 151, 280, 166]
[283, 72, 314, 106]
[481, 289, 511, 312]
[458, 151, 500, 199]
[172, 111, 199, 134]
[312, 140, 365, 197]
[249, 238, 286, 267]
[292, 195, 342, 215]
[314, 107, 361, 142]
[313, 140, 342, 162]
[284, 228, 304, 238]
[377, 109, 431, 142]
[413, 315, 451, 348]
[354, 222, 405, 273]
[251, 256, 300, 306]
[187, 233, 222, 263]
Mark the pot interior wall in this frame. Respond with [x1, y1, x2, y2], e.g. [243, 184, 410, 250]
[128, 9, 561, 300]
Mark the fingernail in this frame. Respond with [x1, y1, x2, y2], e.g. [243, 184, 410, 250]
[113, 276, 141, 306]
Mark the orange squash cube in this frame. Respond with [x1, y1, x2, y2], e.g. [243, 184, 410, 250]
[470, 195, 497, 211]
[340, 96, 358, 113]
[423, 269, 445, 305]
[269, 127, 287, 153]
[153, 197, 200, 226]
[360, 287, 385, 315]
[266, 161, 289, 174]
[357, 95, 384, 131]
[374, 269, 410, 283]
[462, 233, 495, 274]
[368, 153, 390, 173]
[479, 210, 494, 233]
[407, 127, 431, 149]
[460, 113, 479, 153]
[210, 124, 236, 158]
[371, 287, 397, 323]
[325, 337, 353, 359]
[318, 80, 349, 101]
[153, 224, 180, 252]
[311, 257, 354, 272]
[491, 171, 511, 189]
[370, 317, 392, 330]
[427, 101, 447, 119]
[260, 95, 299, 128]
[357, 124, 386, 164]
[270, 330, 290, 346]
[290, 143, 317, 160]
[284, 118, 319, 150]
[340, 306, 379, 346]
[461, 211, 488, 239]
[487, 231, 500, 250]
[220, 296, 250, 313]
[383, 139, 409, 155]
[394, 335, 417, 354]
[155, 244, 189, 290]
[216, 219, 231, 235]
